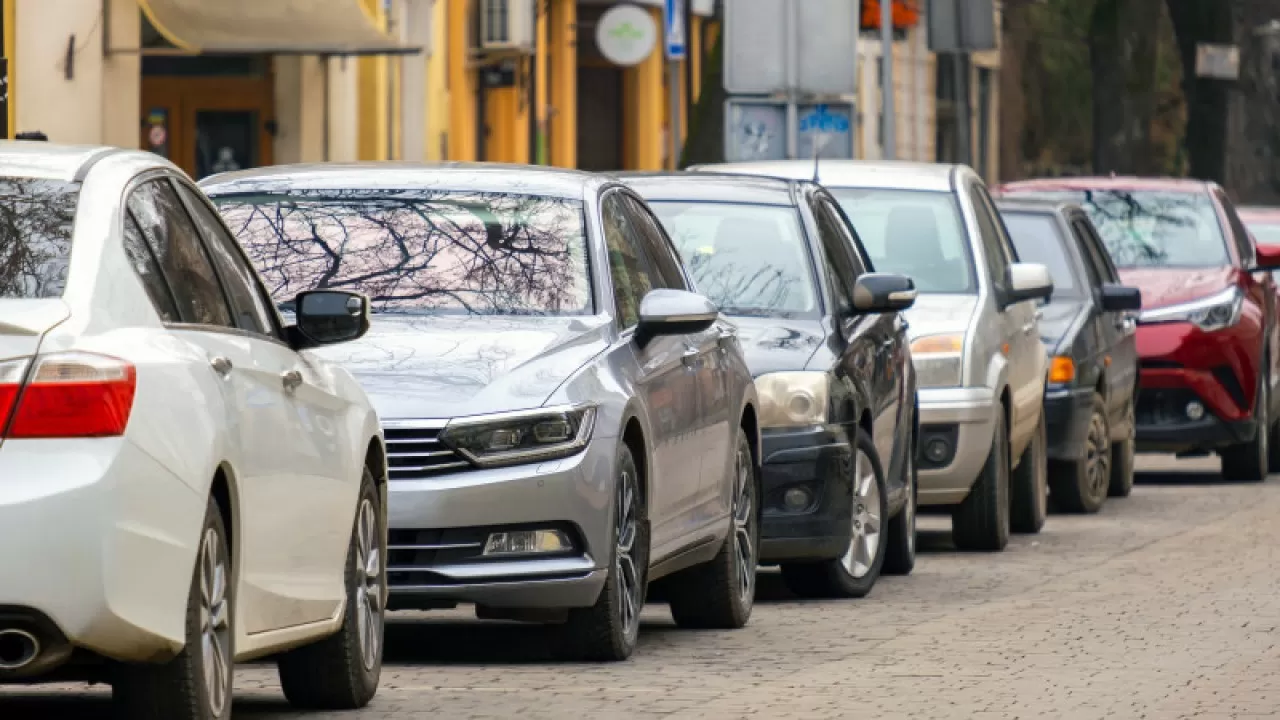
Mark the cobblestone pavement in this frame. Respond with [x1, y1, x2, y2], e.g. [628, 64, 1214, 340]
[6, 455, 1280, 719]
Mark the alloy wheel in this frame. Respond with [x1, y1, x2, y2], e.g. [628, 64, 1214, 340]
[1086, 413, 1111, 503]
[615, 467, 642, 638]
[732, 444, 756, 603]
[199, 527, 232, 717]
[354, 498, 383, 672]
[842, 449, 883, 578]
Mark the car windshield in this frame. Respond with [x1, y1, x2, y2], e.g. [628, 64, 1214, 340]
[1001, 212, 1081, 298]
[997, 189, 1228, 269]
[0, 178, 79, 299]
[646, 201, 818, 317]
[212, 190, 592, 316]
[826, 188, 976, 294]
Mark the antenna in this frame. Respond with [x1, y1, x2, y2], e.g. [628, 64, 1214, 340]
[812, 131, 830, 183]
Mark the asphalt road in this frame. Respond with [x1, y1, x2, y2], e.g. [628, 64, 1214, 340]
[4, 454, 1279, 719]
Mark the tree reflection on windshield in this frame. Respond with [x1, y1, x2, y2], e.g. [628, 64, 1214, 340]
[213, 190, 592, 316]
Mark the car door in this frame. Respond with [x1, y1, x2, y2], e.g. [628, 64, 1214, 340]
[1074, 213, 1139, 432]
[1218, 189, 1280, 408]
[600, 190, 700, 556]
[622, 193, 733, 529]
[968, 182, 1039, 454]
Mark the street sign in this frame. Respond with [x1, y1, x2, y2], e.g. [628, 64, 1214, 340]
[724, 0, 859, 96]
[597, 3, 657, 67]
[797, 103, 854, 159]
[1196, 43, 1240, 79]
[725, 100, 855, 162]
[664, 0, 686, 60]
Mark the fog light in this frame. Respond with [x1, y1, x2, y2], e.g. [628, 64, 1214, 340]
[925, 438, 950, 464]
[482, 529, 572, 556]
[1185, 401, 1205, 421]
[783, 488, 811, 511]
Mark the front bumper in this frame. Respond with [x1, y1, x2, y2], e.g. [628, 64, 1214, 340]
[756, 425, 855, 563]
[386, 436, 614, 610]
[916, 387, 998, 506]
[1043, 386, 1095, 461]
[1135, 386, 1259, 453]
[0, 437, 205, 678]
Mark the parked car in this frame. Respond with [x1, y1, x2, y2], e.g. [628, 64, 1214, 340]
[622, 171, 919, 597]
[202, 163, 762, 661]
[1237, 206, 1280, 286]
[695, 160, 1054, 552]
[0, 143, 387, 719]
[996, 178, 1280, 481]
[997, 200, 1143, 510]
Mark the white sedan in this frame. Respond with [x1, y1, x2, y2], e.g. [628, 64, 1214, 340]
[0, 142, 387, 720]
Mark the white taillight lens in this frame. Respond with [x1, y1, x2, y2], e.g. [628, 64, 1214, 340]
[4, 352, 137, 439]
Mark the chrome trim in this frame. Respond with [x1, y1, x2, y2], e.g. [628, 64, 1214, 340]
[381, 418, 449, 431]
[444, 402, 597, 428]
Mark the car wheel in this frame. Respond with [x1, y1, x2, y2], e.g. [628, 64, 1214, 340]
[1108, 399, 1136, 498]
[278, 466, 385, 709]
[563, 443, 648, 661]
[781, 429, 888, 599]
[1049, 393, 1110, 513]
[667, 427, 758, 629]
[882, 424, 917, 576]
[1222, 375, 1269, 482]
[1011, 410, 1048, 534]
[113, 497, 234, 720]
[951, 408, 1010, 552]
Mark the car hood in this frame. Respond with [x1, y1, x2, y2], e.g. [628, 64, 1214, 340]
[1117, 266, 1236, 311]
[1037, 299, 1088, 354]
[305, 314, 612, 420]
[903, 294, 978, 341]
[729, 315, 827, 376]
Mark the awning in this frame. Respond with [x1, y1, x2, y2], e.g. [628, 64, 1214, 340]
[138, 0, 421, 55]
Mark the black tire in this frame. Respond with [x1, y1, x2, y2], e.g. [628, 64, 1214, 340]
[667, 427, 758, 629]
[1049, 394, 1110, 514]
[113, 497, 234, 720]
[1010, 410, 1048, 534]
[1222, 375, 1269, 482]
[780, 429, 889, 599]
[951, 409, 1010, 552]
[563, 443, 648, 661]
[1108, 399, 1136, 498]
[278, 466, 385, 710]
[882, 422, 917, 576]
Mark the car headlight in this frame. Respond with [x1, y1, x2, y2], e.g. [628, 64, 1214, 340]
[755, 372, 828, 429]
[439, 404, 597, 468]
[910, 333, 964, 388]
[1139, 287, 1243, 332]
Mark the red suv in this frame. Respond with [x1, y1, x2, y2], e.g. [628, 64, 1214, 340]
[994, 178, 1280, 480]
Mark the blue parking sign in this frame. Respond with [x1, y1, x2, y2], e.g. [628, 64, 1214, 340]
[665, 0, 687, 59]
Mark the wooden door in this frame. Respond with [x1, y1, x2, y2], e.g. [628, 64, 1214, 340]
[141, 75, 274, 179]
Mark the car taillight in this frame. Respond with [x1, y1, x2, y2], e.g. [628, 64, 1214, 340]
[1, 352, 136, 439]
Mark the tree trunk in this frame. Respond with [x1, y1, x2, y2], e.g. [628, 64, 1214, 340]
[1225, 0, 1280, 204]
[1089, 0, 1162, 174]
[680, 12, 725, 168]
[999, 0, 1032, 181]
[1165, 0, 1233, 183]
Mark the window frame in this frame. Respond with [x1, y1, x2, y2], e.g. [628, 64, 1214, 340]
[599, 188, 661, 333]
[966, 180, 1014, 296]
[806, 194, 860, 318]
[620, 192, 691, 292]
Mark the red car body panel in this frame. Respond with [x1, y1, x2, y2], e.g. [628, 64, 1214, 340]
[995, 177, 1279, 455]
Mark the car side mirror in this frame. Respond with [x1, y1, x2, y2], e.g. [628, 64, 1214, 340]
[1099, 283, 1142, 312]
[1253, 242, 1280, 271]
[1004, 263, 1054, 306]
[634, 289, 718, 348]
[289, 290, 371, 350]
[853, 272, 917, 313]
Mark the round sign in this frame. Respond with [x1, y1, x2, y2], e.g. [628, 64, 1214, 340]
[148, 125, 167, 147]
[596, 4, 657, 67]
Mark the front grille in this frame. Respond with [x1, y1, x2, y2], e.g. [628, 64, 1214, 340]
[383, 424, 471, 480]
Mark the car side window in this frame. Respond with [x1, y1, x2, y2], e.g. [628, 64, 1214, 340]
[171, 180, 277, 336]
[967, 183, 1012, 287]
[809, 198, 857, 316]
[121, 211, 182, 323]
[127, 179, 234, 328]
[817, 195, 871, 275]
[1216, 190, 1256, 266]
[622, 195, 689, 291]
[601, 192, 657, 330]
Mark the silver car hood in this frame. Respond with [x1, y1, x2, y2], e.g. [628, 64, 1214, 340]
[903, 294, 978, 341]
[306, 314, 611, 420]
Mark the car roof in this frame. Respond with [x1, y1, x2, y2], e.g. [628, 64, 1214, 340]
[199, 162, 607, 199]
[0, 141, 159, 182]
[691, 160, 959, 192]
[997, 176, 1214, 194]
[618, 171, 800, 205]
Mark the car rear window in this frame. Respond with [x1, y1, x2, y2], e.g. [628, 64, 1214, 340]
[0, 178, 80, 299]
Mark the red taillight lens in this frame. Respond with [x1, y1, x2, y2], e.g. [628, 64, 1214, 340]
[3, 352, 136, 439]
[0, 357, 30, 432]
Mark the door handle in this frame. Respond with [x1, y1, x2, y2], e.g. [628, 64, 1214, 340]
[209, 356, 233, 376]
[1034, 309, 1044, 321]
[681, 347, 701, 369]
[282, 369, 303, 392]
[1021, 322, 1036, 334]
